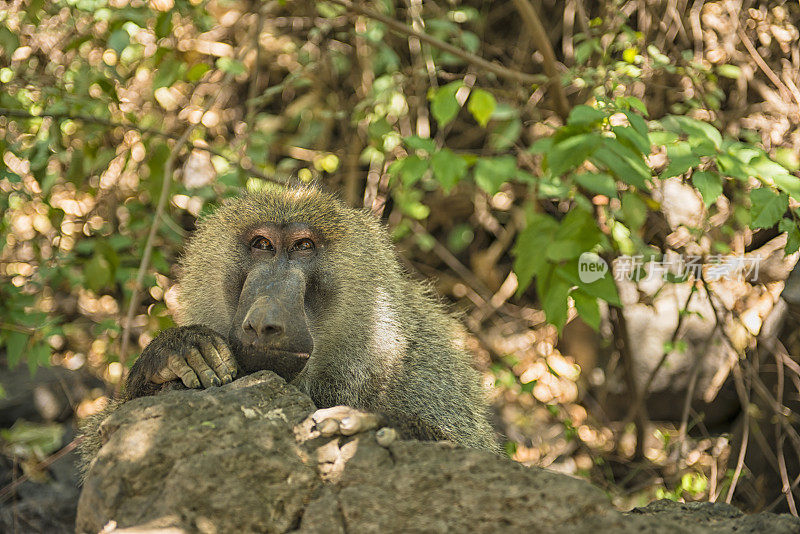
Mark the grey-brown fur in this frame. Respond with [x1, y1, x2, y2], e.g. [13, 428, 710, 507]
[79, 185, 497, 474]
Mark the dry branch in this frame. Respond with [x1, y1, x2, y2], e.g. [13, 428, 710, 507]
[327, 0, 547, 86]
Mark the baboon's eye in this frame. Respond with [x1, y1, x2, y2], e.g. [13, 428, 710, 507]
[250, 236, 275, 251]
[291, 238, 315, 252]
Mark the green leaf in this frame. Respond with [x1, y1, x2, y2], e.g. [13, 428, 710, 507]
[663, 115, 722, 150]
[529, 137, 553, 154]
[186, 63, 210, 82]
[389, 155, 429, 186]
[567, 105, 606, 126]
[403, 201, 430, 220]
[147, 143, 170, 185]
[0, 26, 20, 59]
[473, 156, 517, 195]
[621, 97, 649, 117]
[3, 330, 28, 369]
[538, 174, 570, 199]
[538, 265, 571, 333]
[717, 64, 741, 79]
[108, 29, 130, 55]
[557, 260, 621, 307]
[513, 210, 559, 293]
[216, 57, 247, 76]
[489, 103, 518, 120]
[431, 149, 468, 192]
[572, 291, 600, 331]
[490, 118, 522, 151]
[155, 11, 173, 39]
[467, 88, 496, 127]
[153, 57, 183, 89]
[750, 188, 789, 229]
[612, 125, 650, 155]
[30, 341, 51, 375]
[429, 81, 463, 127]
[779, 218, 800, 254]
[774, 147, 800, 172]
[717, 152, 753, 181]
[85, 253, 112, 292]
[24, 0, 43, 23]
[575, 38, 600, 64]
[772, 174, 800, 202]
[649, 130, 679, 146]
[620, 192, 648, 231]
[447, 224, 474, 253]
[547, 207, 605, 261]
[623, 110, 649, 136]
[579, 272, 621, 307]
[591, 138, 650, 189]
[573, 172, 617, 198]
[546, 133, 603, 177]
[663, 141, 701, 178]
[692, 171, 723, 207]
[749, 156, 790, 179]
[404, 135, 436, 153]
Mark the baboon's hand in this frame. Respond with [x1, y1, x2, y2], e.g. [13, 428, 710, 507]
[293, 406, 395, 482]
[125, 325, 237, 400]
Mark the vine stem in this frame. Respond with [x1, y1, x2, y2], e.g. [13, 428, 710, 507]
[118, 124, 196, 369]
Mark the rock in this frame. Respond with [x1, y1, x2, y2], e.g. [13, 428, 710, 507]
[619, 500, 800, 533]
[77, 372, 318, 533]
[77, 371, 800, 534]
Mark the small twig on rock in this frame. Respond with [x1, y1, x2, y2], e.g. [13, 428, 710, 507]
[0, 437, 81, 503]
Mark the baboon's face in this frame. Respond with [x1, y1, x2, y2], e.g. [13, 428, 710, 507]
[228, 222, 326, 381]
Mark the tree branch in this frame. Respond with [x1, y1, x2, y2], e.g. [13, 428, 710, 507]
[327, 0, 547, 86]
[511, 0, 570, 121]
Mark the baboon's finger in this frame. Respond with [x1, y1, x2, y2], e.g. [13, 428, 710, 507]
[196, 337, 232, 384]
[164, 353, 200, 389]
[151, 361, 179, 384]
[185, 347, 220, 388]
[311, 406, 353, 423]
[317, 418, 340, 437]
[339, 412, 382, 435]
[210, 334, 237, 379]
[315, 439, 341, 463]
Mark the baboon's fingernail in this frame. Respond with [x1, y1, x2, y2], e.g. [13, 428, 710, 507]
[376, 427, 397, 447]
[212, 377, 221, 386]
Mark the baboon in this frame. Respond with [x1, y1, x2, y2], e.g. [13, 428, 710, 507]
[83, 186, 497, 462]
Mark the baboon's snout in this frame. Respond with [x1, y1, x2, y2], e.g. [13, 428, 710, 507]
[235, 267, 314, 357]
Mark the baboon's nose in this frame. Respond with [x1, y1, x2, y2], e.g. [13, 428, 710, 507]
[243, 318, 283, 339]
[241, 303, 285, 345]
